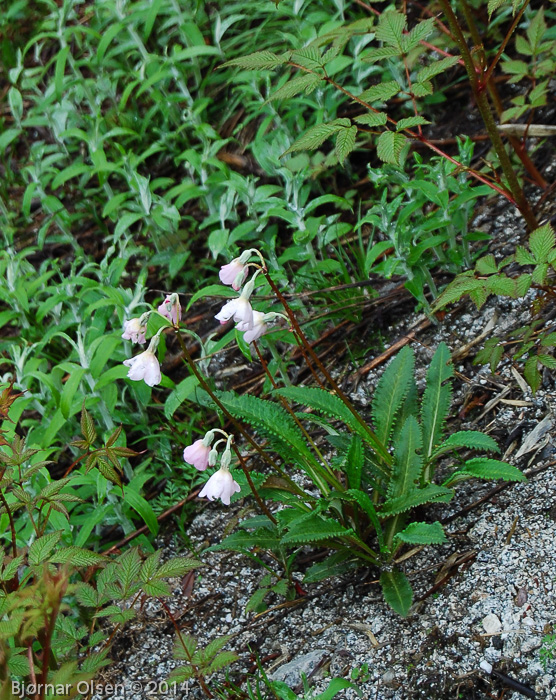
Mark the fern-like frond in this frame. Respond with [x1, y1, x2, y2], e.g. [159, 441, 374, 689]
[431, 431, 499, 459]
[379, 484, 453, 516]
[280, 512, 354, 545]
[217, 391, 310, 457]
[421, 343, 453, 462]
[387, 415, 423, 499]
[371, 345, 415, 447]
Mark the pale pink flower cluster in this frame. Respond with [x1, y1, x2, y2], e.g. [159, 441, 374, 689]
[183, 431, 240, 506]
[216, 253, 269, 345]
[122, 324, 163, 387]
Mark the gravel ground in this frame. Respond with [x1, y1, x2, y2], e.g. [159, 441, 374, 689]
[92, 202, 556, 700]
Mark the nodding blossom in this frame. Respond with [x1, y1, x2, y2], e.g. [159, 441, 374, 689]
[183, 437, 213, 471]
[122, 318, 147, 345]
[123, 351, 161, 387]
[198, 466, 241, 506]
[123, 332, 162, 387]
[158, 293, 181, 326]
[219, 259, 248, 291]
[215, 296, 253, 328]
[219, 250, 253, 291]
[236, 310, 268, 344]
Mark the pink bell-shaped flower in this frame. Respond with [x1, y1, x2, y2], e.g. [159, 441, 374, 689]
[215, 296, 253, 328]
[198, 466, 241, 506]
[237, 310, 268, 343]
[122, 318, 147, 344]
[219, 259, 248, 291]
[123, 350, 161, 387]
[183, 439, 211, 471]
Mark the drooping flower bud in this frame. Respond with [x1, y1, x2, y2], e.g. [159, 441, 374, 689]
[158, 293, 181, 326]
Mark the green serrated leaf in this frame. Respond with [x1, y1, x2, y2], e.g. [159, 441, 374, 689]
[218, 390, 311, 459]
[376, 131, 406, 165]
[353, 112, 388, 127]
[156, 557, 203, 578]
[380, 569, 413, 616]
[475, 254, 499, 274]
[486, 275, 517, 297]
[221, 50, 288, 70]
[396, 116, 430, 131]
[431, 430, 499, 458]
[375, 11, 406, 51]
[412, 80, 433, 97]
[417, 55, 461, 83]
[267, 72, 322, 103]
[380, 484, 453, 516]
[445, 458, 526, 485]
[335, 125, 357, 164]
[529, 223, 555, 263]
[29, 531, 63, 565]
[402, 18, 435, 52]
[362, 46, 401, 63]
[206, 650, 239, 674]
[421, 343, 453, 462]
[515, 245, 536, 265]
[75, 582, 100, 608]
[280, 512, 353, 545]
[80, 406, 97, 445]
[538, 354, 556, 370]
[50, 547, 105, 567]
[393, 521, 446, 546]
[359, 81, 400, 104]
[283, 118, 351, 156]
[388, 415, 423, 499]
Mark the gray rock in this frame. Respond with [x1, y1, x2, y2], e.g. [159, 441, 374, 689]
[270, 649, 329, 688]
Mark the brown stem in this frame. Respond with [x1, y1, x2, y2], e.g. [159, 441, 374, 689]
[158, 599, 215, 699]
[39, 600, 61, 698]
[289, 329, 326, 388]
[263, 269, 392, 465]
[436, 0, 538, 230]
[481, 0, 531, 87]
[253, 341, 335, 475]
[287, 61, 517, 203]
[174, 329, 284, 476]
[0, 490, 17, 559]
[232, 444, 277, 525]
[27, 644, 37, 687]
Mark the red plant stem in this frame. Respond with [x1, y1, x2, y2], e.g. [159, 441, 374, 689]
[263, 269, 392, 465]
[0, 489, 17, 559]
[253, 341, 333, 474]
[158, 599, 215, 699]
[232, 444, 277, 525]
[481, 0, 531, 88]
[287, 61, 517, 204]
[435, 0, 537, 229]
